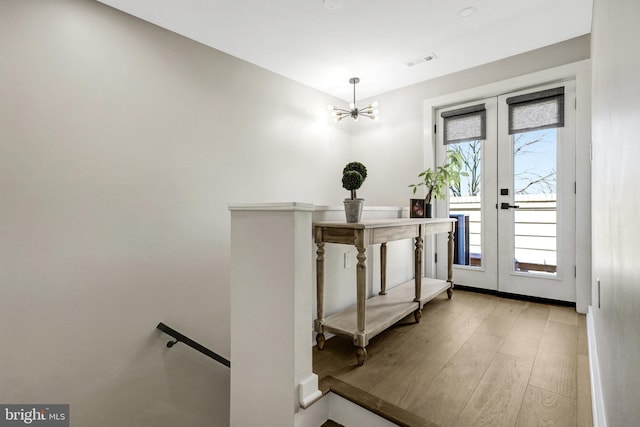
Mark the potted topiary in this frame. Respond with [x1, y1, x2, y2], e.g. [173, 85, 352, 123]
[342, 161, 367, 223]
[408, 151, 466, 218]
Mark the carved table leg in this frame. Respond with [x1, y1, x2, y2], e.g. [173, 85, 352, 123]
[355, 239, 368, 366]
[315, 242, 326, 349]
[379, 242, 387, 295]
[414, 224, 423, 302]
[413, 309, 422, 323]
[356, 244, 367, 343]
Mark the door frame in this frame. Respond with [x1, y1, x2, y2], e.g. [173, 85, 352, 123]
[423, 60, 591, 310]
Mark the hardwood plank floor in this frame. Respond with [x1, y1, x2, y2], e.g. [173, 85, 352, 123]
[515, 385, 576, 427]
[406, 332, 503, 426]
[455, 352, 533, 427]
[313, 290, 592, 427]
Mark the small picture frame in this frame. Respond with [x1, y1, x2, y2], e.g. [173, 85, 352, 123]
[410, 199, 426, 218]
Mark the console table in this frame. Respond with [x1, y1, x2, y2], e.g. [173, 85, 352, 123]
[314, 218, 456, 365]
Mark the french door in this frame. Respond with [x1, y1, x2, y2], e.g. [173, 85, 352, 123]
[436, 81, 576, 302]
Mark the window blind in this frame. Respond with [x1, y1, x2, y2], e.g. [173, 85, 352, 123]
[441, 104, 486, 144]
[507, 87, 564, 134]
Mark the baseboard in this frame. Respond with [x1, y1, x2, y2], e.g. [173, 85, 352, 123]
[587, 306, 607, 427]
[295, 392, 330, 427]
[453, 284, 576, 307]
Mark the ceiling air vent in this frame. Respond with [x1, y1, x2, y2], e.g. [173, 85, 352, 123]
[405, 53, 438, 67]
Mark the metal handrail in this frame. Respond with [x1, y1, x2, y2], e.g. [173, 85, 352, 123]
[156, 322, 230, 368]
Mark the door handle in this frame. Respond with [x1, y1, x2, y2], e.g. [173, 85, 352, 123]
[500, 202, 520, 210]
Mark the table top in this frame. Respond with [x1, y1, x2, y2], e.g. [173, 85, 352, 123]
[313, 217, 456, 229]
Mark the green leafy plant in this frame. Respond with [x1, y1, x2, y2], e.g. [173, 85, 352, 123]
[408, 151, 467, 204]
[342, 162, 367, 199]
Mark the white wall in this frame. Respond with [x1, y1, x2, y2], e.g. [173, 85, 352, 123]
[591, 0, 640, 425]
[0, 1, 349, 426]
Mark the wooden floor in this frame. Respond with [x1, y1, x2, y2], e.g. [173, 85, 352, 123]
[313, 290, 593, 427]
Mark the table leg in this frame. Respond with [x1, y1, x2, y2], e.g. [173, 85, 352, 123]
[355, 244, 367, 365]
[315, 242, 326, 349]
[379, 242, 387, 295]
[414, 224, 423, 302]
[356, 347, 367, 366]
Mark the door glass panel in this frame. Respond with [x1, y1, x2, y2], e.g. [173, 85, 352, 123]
[512, 129, 557, 275]
[448, 140, 482, 267]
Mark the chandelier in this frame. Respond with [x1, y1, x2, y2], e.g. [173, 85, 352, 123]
[328, 77, 379, 122]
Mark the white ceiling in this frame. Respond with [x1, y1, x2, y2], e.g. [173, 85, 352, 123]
[96, 0, 593, 101]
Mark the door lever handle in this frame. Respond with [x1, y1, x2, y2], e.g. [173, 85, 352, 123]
[500, 202, 520, 210]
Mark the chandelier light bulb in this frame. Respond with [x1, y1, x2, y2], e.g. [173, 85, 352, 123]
[327, 77, 379, 123]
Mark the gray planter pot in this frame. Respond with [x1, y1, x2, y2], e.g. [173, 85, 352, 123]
[343, 198, 364, 223]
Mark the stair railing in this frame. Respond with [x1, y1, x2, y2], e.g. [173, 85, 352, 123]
[156, 322, 230, 368]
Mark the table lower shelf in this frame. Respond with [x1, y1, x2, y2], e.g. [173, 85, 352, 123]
[319, 278, 451, 345]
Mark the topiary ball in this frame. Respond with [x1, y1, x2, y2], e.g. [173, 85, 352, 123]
[342, 170, 364, 190]
[343, 162, 367, 181]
